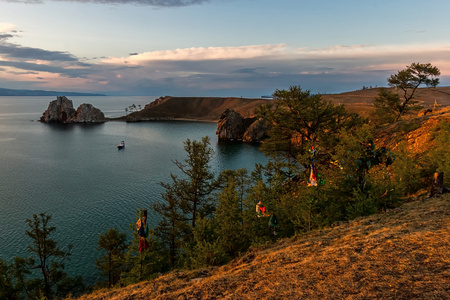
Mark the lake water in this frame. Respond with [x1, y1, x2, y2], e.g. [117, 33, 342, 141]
[0, 96, 267, 284]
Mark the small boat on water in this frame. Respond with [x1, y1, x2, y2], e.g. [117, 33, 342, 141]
[117, 141, 125, 150]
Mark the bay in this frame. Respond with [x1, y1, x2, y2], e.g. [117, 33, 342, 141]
[0, 96, 267, 284]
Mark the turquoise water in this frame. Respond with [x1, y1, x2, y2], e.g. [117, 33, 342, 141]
[0, 96, 267, 284]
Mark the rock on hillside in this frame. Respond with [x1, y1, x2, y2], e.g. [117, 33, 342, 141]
[76, 194, 450, 300]
[40, 96, 106, 123]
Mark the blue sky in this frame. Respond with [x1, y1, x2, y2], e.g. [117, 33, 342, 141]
[1, 0, 449, 96]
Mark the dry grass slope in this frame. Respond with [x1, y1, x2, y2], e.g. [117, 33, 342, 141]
[123, 87, 450, 121]
[124, 97, 271, 121]
[76, 193, 450, 300]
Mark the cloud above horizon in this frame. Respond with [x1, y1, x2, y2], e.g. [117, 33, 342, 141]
[1, 23, 449, 96]
[1, 0, 211, 6]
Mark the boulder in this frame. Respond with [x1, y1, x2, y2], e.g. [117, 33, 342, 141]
[40, 96, 106, 123]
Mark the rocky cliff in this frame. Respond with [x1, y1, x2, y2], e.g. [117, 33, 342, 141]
[40, 96, 106, 123]
[216, 109, 268, 142]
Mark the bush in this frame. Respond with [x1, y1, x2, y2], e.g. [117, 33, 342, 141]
[391, 143, 425, 195]
[423, 121, 450, 187]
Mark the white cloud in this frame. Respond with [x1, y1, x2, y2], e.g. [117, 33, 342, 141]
[102, 44, 288, 65]
[0, 22, 16, 33]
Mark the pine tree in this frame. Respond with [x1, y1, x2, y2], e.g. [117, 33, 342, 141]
[216, 179, 247, 257]
[388, 62, 440, 121]
[174, 137, 216, 228]
[20, 213, 84, 299]
[256, 85, 365, 175]
[124, 209, 168, 284]
[95, 227, 128, 288]
[153, 188, 187, 268]
[154, 136, 216, 268]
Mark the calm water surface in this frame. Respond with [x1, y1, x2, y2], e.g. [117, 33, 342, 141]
[0, 96, 267, 284]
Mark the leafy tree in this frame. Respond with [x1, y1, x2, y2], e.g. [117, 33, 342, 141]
[0, 213, 85, 299]
[372, 88, 402, 124]
[0, 258, 30, 300]
[123, 210, 168, 284]
[328, 125, 400, 218]
[154, 137, 216, 268]
[423, 121, 450, 187]
[25, 213, 84, 299]
[181, 217, 227, 269]
[95, 227, 128, 288]
[217, 168, 251, 220]
[171, 136, 216, 229]
[215, 179, 248, 257]
[153, 188, 188, 268]
[256, 85, 365, 176]
[387, 62, 440, 121]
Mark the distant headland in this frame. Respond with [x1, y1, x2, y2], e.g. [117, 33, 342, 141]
[0, 87, 105, 96]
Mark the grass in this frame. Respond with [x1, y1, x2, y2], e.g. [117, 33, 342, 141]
[121, 87, 450, 122]
[74, 193, 449, 299]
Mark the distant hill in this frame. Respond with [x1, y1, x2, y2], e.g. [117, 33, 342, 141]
[0, 87, 105, 96]
[322, 86, 450, 117]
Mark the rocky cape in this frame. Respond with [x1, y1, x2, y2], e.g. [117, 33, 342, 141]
[120, 96, 271, 122]
[40, 96, 107, 123]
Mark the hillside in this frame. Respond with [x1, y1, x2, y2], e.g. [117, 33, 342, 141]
[73, 92, 450, 300]
[322, 86, 450, 118]
[121, 87, 450, 122]
[77, 193, 449, 299]
[121, 97, 271, 122]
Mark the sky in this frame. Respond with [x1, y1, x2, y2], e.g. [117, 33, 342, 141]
[0, 0, 449, 96]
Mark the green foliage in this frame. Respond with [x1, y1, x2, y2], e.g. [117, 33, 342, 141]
[95, 227, 128, 288]
[422, 121, 450, 186]
[122, 210, 168, 285]
[170, 136, 216, 228]
[153, 186, 188, 268]
[373, 88, 401, 124]
[25, 213, 84, 299]
[0, 258, 24, 300]
[391, 143, 424, 195]
[182, 218, 228, 269]
[0, 213, 84, 299]
[387, 62, 440, 121]
[257, 85, 365, 170]
[345, 188, 378, 220]
[147, 84, 442, 286]
[154, 136, 217, 270]
[216, 178, 249, 256]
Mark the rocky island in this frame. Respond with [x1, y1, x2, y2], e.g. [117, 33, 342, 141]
[40, 96, 106, 123]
